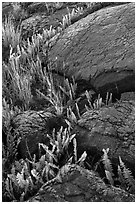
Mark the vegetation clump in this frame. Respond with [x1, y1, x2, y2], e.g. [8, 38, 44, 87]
[2, 2, 134, 202]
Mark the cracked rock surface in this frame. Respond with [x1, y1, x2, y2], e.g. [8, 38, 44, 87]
[2, 2, 135, 202]
[49, 3, 135, 100]
[29, 164, 135, 202]
[74, 101, 135, 172]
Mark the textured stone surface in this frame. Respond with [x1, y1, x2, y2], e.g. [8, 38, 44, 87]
[29, 164, 135, 202]
[49, 3, 135, 99]
[21, 2, 85, 39]
[11, 110, 67, 159]
[2, 3, 135, 202]
[12, 100, 135, 171]
[74, 101, 135, 170]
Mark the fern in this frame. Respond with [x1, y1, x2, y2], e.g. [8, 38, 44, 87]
[102, 148, 113, 174]
[102, 148, 114, 185]
[105, 92, 112, 105]
[73, 138, 77, 163]
[119, 156, 135, 192]
[16, 170, 27, 189]
[76, 151, 87, 166]
[104, 170, 114, 186]
[67, 106, 77, 123]
[85, 90, 93, 109]
[117, 165, 127, 189]
[93, 94, 103, 109]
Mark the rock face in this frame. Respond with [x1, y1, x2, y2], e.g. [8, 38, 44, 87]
[21, 2, 86, 40]
[12, 101, 135, 173]
[20, 2, 128, 40]
[11, 110, 67, 159]
[29, 164, 135, 202]
[74, 101, 135, 171]
[49, 3, 135, 100]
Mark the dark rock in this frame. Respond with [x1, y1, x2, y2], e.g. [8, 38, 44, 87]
[73, 101, 135, 173]
[21, 3, 83, 40]
[20, 2, 127, 40]
[121, 92, 135, 101]
[28, 164, 135, 202]
[11, 110, 67, 159]
[49, 3, 135, 100]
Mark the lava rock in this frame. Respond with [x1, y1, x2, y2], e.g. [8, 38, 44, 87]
[49, 3, 135, 100]
[11, 110, 67, 159]
[73, 100, 135, 173]
[29, 164, 135, 202]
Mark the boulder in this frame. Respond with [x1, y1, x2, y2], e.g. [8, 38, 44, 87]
[20, 3, 128, 40]
[11, 110, 67, 159]
[29, 164, 135, 202]
[11, 100, 135, 174]
[73, 101, 135, 172]
[49, 3, 135, 100]
[121, 92, 135, 101]
[21, 2, 85, 40]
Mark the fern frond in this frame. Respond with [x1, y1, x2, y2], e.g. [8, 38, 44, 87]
[5, 177, 16, 200]
[105, 170, 114, 185]
[108, 93, 112, 104]
[16, 171, 26, 189]
[76, 151, 87, 165]
[117, 165, 127, 189]
[102, 148, 114, 180]
[119, 156, 135, 190]
[85, 90, 93, 109]
[73, 138, 77, 163]
[67, 106, 77, 123]
[75, 102, 81, 119]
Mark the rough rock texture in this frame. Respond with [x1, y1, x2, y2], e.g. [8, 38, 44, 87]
[74, 101, 135, 171]
[11, 110, 67, 159]
[121, 92, 135, 101]
[29, 164, 135, 202]
[2, 3, 135, 202]
[20, 2, 128, 40]
[12, 100, 134, 172]
[49, 3, 135, 100]
[21, 2, 85, 39]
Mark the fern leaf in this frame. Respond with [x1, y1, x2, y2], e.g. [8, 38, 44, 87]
[67, 156, 73, 164]
[102, 148, 114, 176]
[62, 136, 69, 149]
[106, 92, 109, 105]
[105, 170, 114, 185]
[16, 172, 26, 189]
[76, 151, 87, 165]
[117, 165, 127, 189]
[75, 102, 81, 119]
[73, 138, 77, 163]
[57, 126, 63, 148]
[27, 176, 34, 190]
[119, 156, 135, 189]
[5, 177, 16, 199]
[108, 93, 112, 104]
[69, 107, 77, 123]
[69, 133, 76, 142]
